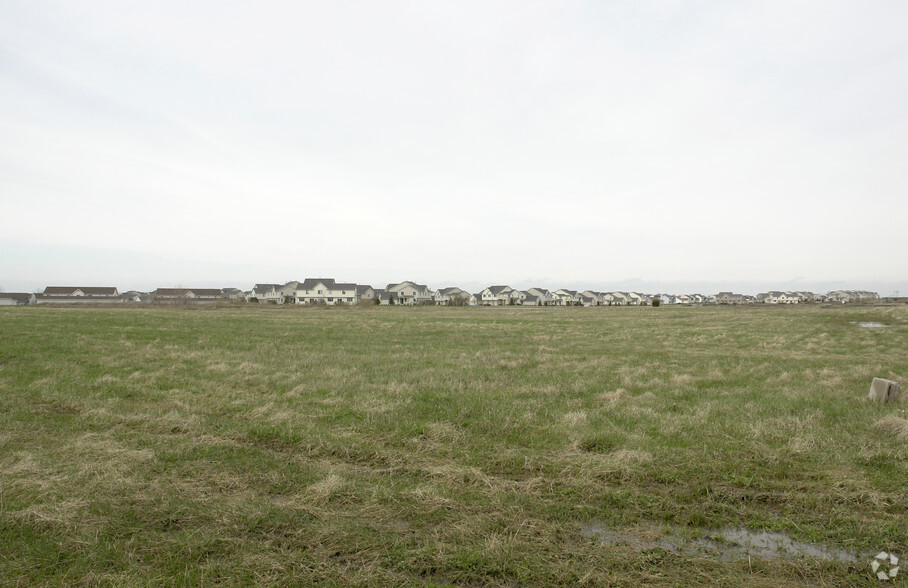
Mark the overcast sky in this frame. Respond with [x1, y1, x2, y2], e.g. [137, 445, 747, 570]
[1, 1, 906, 295]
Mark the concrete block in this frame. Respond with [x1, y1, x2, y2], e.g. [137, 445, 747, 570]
[869, 378, 901, 402]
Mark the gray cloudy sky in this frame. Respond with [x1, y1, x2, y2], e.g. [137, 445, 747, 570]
[1, 1, 906, 295]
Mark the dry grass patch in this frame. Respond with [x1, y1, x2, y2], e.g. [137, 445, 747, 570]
[670, 373, 693, 386]
[563, 411, 588, 427]
[873, 415, 908, 440]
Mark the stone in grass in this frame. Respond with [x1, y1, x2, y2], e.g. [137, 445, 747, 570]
[871, 551, 900, 581]
[868, 378, 901, 402]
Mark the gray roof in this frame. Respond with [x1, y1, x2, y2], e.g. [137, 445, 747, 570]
[252, 283, 282, 295]
[386, 281, 429, 292]
[485, 285, 512, 295]
[0, 292, 34, 304]
[43, 286, 118, 296]
[293, 278, 357, 291]
[155, 288, 222, 297]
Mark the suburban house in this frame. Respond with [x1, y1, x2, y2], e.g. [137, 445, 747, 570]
[582, 290, 603, 306]
[715, 292, 746, 304]
[378, 290, 398, 305]
[43, 286, 120, 297]
[761, 291, 798, 304]
[0, 292, 36, 306]
[249, 284, 284, 303]
[434, 287, 471, 306]
[827, 290, 878, 303]
[521, 293, 542, 306]
[479, 285, 521, 306]
[356, 285, 376, 303]
[526, 288, 554, 306]
[36, 286, 121, 303]
[222, 288, 245, 300]
[553, 289, 580, 306]
[120, 291, 145, 303]
[385, 281, 433, 305]
[287, 278, 358, 305]
[153, 288, 223, 302]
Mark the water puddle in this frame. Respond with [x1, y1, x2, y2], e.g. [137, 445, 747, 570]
[850, 321, 888, 328]
[581, 522, 863, 562]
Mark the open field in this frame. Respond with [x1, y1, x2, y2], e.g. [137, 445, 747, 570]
[1, 304, 906, 586]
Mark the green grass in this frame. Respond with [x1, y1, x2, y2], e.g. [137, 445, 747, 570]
[1, 304, 906, 586]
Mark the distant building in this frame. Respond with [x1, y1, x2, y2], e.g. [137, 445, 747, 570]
[36, 286, 121, 304]
[0, 292, 36, 306]
[715, 292, 746, 304]
[152, 288, 223, 303]
[287, 278, 358, 305]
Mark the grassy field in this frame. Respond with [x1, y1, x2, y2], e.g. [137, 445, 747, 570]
[1, 304, 906, 586]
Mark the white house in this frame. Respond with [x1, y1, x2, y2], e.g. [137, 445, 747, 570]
[526, 288, 554, 306]
[0, 293, 36, 306]
[435, 287, 471, 306]
[42, 286, 120, 298]
[479, 285, 520, 306]
[762, 291, 798, 304]
[581, 290, 602, 306]
[289, 278, 358, 305]
[385, 281, 433, 305]
[356, 285, 376, 303]
[553, 289, 580, 306]
[36, 286, 121, 304]
[249, 284, 284, 303]
[521, 293, 543, 306]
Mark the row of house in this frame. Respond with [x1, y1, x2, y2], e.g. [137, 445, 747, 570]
[245, 280, 660, 307]
[715, 290, 881, 305]
[0, 284, 883, 307]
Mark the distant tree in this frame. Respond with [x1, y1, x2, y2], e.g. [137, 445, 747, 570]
[652, 299, 661, 307]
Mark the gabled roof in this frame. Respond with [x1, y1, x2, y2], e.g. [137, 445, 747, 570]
[386, 281, 429, 293]
[485, 285, 512, 295]
[155, 288, 222, 297]
[355, 285, 374, 294]
[0, 292, 34, 304]
[438, 287, 467, 296]
[252, 283, 282, 295]
[43, 286, 118, 296]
